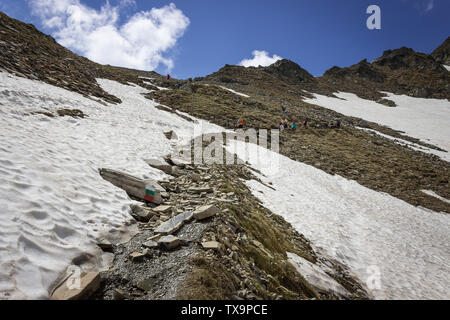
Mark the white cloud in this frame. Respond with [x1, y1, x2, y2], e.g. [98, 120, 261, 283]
[239, 50, 282, 68]
[425, 0, 434, 11]
[28, 0, 190, 71]
[401, 0, 436, 13]
[119, 0, 136, 8]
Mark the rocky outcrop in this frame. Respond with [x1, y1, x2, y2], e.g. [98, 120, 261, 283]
[372, 47, 444, 72]
[324, 59, 386, 83]
[264, 59, 314, 83]
[431, 36, 450, 66]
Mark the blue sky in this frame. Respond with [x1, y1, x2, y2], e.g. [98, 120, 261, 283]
[1, 0, 449, 79]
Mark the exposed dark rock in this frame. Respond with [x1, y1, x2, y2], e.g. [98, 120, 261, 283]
[373, 47, 444, 72]
[324, 59, 386, 83]
[57, 109, 85, 118]
[431, 36, 450, 65]
[377, 98, 397, 107]
[263, 59, 314, 83]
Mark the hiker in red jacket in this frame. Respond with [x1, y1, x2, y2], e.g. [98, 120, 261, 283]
[167, 74, 171, 80]
[303, 119, 308, 128]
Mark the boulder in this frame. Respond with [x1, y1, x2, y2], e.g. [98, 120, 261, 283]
[130, 204, 155, 222]
[193, 204, 219, 221]
[142, 240, 158, 249]
[51, 272, 100, 300]
[99, 169, 162, 204]
[145, 158, 172, 175]
[129, 252, 145, 262]
[158, 235, 181, 250]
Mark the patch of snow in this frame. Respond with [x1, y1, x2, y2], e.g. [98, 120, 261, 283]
[141, 80, 169, 90]
[443, 65, 450, 72]
[226, 141, 450, 300]
[138, 76, 154, 80]
[219, 86, 250, 98]
[139, 78, 170, 91]
[356, 127, 450, 161]
[287, 252, 350, 297]
[0, 72, 223, 299]
[303, 92, 450, 161]
[421, 190, 450, 204]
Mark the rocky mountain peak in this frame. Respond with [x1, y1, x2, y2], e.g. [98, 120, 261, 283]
[263, 59, 314, 83]
[431, 36, 450, 65]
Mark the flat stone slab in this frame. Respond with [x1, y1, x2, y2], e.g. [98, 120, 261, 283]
[153, 205, 172, 213]
[193, 204, 219, 221]
[202, 241, 221, 250]
[154, 211, 194, 235]
[145, 158, 172, 175]
[158, 235, 181, 250]
[51, 272, 100, 300]
[146, 234, 162, 241]
[189, 186, 213, 194]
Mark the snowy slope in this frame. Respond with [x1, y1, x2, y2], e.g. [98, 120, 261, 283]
[0, 72, 222, 299]
[227, 141, 450, 300]
[356, 127, 450, 160]
[303, 92, 450, 161]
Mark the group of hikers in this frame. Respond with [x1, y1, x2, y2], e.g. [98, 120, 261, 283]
[279, 119, 298, 131]
[234, 117, 341, 131]
[167, 74, 186, 89]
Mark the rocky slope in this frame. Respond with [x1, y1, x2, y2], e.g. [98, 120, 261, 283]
[0, 11, 166, 104]
[93, 146, 369, 300]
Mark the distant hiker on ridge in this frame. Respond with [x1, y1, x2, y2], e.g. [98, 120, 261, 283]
[291, 121, 296, 130]
[303, 119, 308, 128]
[237, 118, 244, 129]
[167, 74, 171, 80]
